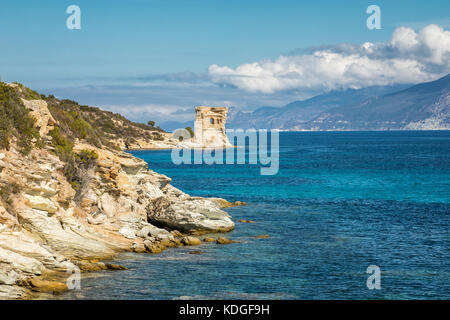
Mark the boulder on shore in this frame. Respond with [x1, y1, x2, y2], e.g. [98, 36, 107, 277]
[181, 236, 202, 246]
[147, 197, 234, 235]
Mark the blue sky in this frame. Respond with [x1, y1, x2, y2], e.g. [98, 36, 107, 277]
[1, 0, 449, 124]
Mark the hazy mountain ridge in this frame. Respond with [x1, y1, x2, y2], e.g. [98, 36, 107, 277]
[225, 84, 412, 130]
[224, 75, 450, 131]
[302, 74, 450, 131]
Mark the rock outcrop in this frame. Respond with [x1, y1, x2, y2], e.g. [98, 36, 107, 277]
[0, 93, 237, 299]
[147, 194, 234, 235]
[20, 99, 56, 136]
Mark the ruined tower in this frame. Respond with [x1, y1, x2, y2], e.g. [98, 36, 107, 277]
[194, 106, 232, 147]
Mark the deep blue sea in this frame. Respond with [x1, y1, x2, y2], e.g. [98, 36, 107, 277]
[59, 131, 449, 300]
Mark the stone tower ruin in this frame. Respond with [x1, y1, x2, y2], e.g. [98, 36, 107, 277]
[194, 106, 232, 147]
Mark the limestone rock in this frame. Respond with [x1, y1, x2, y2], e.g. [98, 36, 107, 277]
[28, 278, 68, 294]
[17, 208, 116, 259]
[0, 106, 238, 299]
[0, 233, 58, 268]
[0, 270, 18, 285]
[98, 193, 117, 217]
[147, 196, 234, 234]
[119, 226, 136, 239]
[20, 99, 56, 136]
[143, 240, 165, 254]
[23, 195, 58, 214]
[76, 261, 108, 272]
[181, 236, 202, 246]
[216, 237, 238, 245]
[0, 284, 29, 300]
[136, 224, 172, 240]
[87, 214, 107, 225]
[0, 247, 45, 275]
[170, 230, 184, 238]
[131, 242, 146, 253]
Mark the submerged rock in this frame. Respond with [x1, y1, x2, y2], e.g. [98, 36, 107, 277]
[106, 263, 127, 271]
[216, 237, 239, 245]
[238, 219, 255, 223]
[251, 234, 270, 239]
[210, 198, 247, 208]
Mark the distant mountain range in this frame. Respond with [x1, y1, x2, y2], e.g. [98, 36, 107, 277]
[226, 84, 410, 130]
[159, 120, 194, 132]
[300, 74, 450, 131]
[159, 74, 450, 132]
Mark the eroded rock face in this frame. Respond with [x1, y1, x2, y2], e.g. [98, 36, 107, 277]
[20, 99, 56, 137]
[0, 136, 235, 298]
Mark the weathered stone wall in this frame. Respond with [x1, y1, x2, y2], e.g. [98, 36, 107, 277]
[194, 106, 232, 147]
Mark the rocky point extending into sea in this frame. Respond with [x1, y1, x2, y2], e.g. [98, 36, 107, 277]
[0, 83, 242, 299]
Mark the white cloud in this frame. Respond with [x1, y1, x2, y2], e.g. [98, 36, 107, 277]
[208, 24, 450, 94]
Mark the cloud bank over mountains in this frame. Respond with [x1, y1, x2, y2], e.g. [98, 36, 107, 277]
[40, 24, 450, 125]
[208, 24, 450, 94]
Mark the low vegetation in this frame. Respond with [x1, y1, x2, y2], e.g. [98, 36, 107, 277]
[45, 96, 165, 150]
[0, 82, 42, 155]
[0, 182, 20, 206]
[1, 81, 168, 189]
[44, 98, 155, 189]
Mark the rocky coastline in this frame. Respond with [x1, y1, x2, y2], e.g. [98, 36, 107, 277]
[0, 86, 243, 299]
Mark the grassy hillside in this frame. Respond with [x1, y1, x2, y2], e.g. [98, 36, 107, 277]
[0, 81, 167, 189]
[0, 82, 42, 154]
[44, 95, 165, 149]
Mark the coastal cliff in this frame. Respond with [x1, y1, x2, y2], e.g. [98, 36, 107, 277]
[0, 82, 237, 299]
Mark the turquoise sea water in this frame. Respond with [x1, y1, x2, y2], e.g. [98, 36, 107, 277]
[59, 131, 449, 299]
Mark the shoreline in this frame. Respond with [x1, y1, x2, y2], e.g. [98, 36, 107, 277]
[0, 139, 245, 300]
[0, 89, 244, 300]
[125, 145, 238, 152]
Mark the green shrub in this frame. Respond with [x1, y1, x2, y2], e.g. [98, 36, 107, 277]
[75, 149, 98, 167]
[49, 126, 74, 161]
[11, 82, 41, 100]
[0, 82, 42, 154]
[47, 103, 102, 147]
[0, 182, 20, 205]
[49, 126, 79, 187]
[152, 132, 164, 141]
[68, 111, 91, 139]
